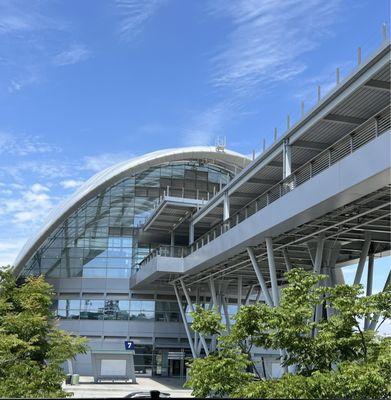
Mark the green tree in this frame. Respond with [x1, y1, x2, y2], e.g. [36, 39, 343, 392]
[0, 267, 87, 398]
[186, 268, 391, 398]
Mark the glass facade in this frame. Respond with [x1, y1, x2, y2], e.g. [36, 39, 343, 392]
[55, 298, 182, 321]
[53, 296, 241, 323]
[17, 155, 242, 377]
[21, 161, 232, 279]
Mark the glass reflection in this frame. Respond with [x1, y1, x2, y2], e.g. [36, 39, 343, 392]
[22, 162, 233, 279]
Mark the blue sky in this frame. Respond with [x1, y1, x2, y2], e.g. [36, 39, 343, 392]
[0, 0, 390, 303]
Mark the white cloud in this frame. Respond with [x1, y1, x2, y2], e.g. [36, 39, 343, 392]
[0, 131, 60, 156]
[0, 183, 56, 226]
[208, 0, 343, 95]
[0, 239, 27, 267]
[115, 0, 168, 41]
[0, 1, 53, 34]
[31, 183, 50, 193]
[60, 179, 84, 189]
[53, 44, 91, 66]
[182, 101, 234, 146]
[82, 152, 133, 172]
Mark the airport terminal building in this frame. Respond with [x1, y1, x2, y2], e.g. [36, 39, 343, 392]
[14, 42, 391, 378]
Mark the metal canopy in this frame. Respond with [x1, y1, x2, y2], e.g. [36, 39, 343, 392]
[142, 195, 206, 234]
[190, 44, 391, 231]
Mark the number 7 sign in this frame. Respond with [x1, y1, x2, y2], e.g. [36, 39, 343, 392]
[124, 340, 135, 350]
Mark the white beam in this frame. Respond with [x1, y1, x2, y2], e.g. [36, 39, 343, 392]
[364, 252, 374, 330]
[283, 139, 292, 178]
[244, 284, 256, 305]
[364, 79, 391, 91]
[173, 284, 196, 358]
[313, 234, 326, 274]
[223, 191, 230, 221]
[282, 248, 292, 272]
[209, 277, 218, 308]
[353, 232, 372, 285]
[221, 296, 231, 332]
[180, 279, 209, 355]
[323, 113, 365, 125]
[247, 247, 274, 307]
[237, 275, 243, 309]
[265, 237, 279, 307]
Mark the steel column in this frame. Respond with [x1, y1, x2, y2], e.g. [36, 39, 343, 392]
[173, 284, 196, 358]
[244, 285, 256, 305]
[282, 248, 292, 272]
[180, 280, 209, 355]
[266, 237, 279, 307]
[209, 278, 220, 352]
[196, 300, 214, 355]
[364, 252, 374, 330]
[189, 223, 194, 245]
[170, 230, 175, 256]
[368, 270, 391, 330]
[247, 247, 274, 307]
[328, 243, 341, 289]
[221, 296, 231, 332]
[313, 234, 325, 274]
[237, 276, 243, 309]
[209, 277, 218, 308]
[255, 287, 262, 302]
[353, 232, 372, 285]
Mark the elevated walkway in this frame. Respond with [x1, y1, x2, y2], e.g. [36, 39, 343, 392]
[182, 130, 390, 277]
[131, 121, 391, 289]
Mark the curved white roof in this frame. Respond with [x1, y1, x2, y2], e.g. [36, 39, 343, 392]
[14, 146, 249, 275]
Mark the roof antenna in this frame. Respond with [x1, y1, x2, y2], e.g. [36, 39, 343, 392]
[215, 136, 226, 152]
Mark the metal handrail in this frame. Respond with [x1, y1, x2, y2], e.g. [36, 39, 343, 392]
[138, 105, 390, 266]
[189, 105, 390, 253]
[139, 245, 189, 268]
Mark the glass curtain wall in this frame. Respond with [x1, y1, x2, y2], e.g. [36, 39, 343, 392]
[21, 161, 232, 279]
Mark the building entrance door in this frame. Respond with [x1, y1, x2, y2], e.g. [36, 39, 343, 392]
[169, 359, 181, 376]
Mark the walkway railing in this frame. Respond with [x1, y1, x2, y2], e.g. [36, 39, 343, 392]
[139, 245, 189, 268]
[189, 106, 390, 253]
[138, 105, 390, 267]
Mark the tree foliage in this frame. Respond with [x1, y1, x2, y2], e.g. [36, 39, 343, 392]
[0, 268, 87, 398]
[186, 268, 391, 398]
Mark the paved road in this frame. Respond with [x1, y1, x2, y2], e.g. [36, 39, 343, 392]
[63, 376, 193, 398]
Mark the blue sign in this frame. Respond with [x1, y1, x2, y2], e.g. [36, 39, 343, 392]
[124, 340, 135, 350]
